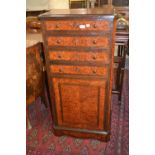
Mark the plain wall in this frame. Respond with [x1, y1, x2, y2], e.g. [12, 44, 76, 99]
[26, 0, 69, 10]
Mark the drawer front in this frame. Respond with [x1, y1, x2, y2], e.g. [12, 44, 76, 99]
[47, 36, 109, 48]
[45, 20, 110, 31]
[49, 51, 110, 63]
[50, 65, 107, 76]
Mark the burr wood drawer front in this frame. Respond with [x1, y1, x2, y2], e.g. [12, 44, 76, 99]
[45, 20, 110, 31]
[50, 65, 108, 76]
[49, 51, 110, 63]
[47, 36, 109, 48]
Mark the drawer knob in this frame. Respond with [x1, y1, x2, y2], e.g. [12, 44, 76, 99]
[55, 24, 60, 28]
[56, 40, 61, 44]
[92, 70, 97, 74]
[93, 24, 97, 28]
[92, 55, 96, 60]
[57, 54, 62, 59]
[59, 68, 63, 73]
[92, 40, 97, 44]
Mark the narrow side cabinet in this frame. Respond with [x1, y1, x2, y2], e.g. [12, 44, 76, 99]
[39, 8, 116, 141]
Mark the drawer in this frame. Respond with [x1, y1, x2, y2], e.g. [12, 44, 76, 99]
[50, 65, 107, 76]
[49, 51, 110, 63]
[47, 36, 109, 48]
[45, 20, 110, 31]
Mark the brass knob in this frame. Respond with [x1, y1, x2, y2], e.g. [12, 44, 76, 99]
[92, 69, 97, 74]
[55, 23, 60, 28]
[92, 40, 97, 44]
[56, 40, 61, 44]
[93, 24, 97, 28]
[57, 54, 62, 59]
[92, 55, 96, 60]
[59, 68, 63, 73]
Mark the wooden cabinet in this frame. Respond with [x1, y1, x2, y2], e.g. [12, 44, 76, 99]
[39, 8, 116, 141]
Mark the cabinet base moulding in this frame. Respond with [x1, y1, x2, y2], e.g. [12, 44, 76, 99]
[53, 125, 110, 142]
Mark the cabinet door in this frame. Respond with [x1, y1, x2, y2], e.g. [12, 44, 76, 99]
[52, 78, 108, 130]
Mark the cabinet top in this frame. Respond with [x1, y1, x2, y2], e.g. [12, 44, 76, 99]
[39, 8, 115, 20]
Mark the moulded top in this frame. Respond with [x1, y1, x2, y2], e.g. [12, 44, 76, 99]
[39, 8, 115, 20]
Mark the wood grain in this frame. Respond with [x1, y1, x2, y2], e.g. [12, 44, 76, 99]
[45, 20, 110, 31]
[47, 36, 109, 48]
[52, 78, 106, 130]
[49, 51, 109, 63]
[50, 65, 108, 76]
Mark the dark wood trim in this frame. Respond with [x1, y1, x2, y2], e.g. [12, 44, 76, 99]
[45, 30, 110, 37]
[50, 74, 108, 80]
[53, 124, 110, 141]
[49, 60, 110, 66]
[40, 20, 58, 125]
[39, 15, 114, 21]
[53, 125, 110, 135]
[47, 46, 110, 52]
[97, 87, 100, 126]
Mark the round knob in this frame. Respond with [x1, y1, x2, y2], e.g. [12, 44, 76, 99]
[57, 54, 62, 59]
[55, 23, 60, 28]
[56, 40, 61, 44]
[93, 24, 97, 28]
[92, 55, 96, 60]
[92, 40, 97, 44]
[59, 68, 63, 73]
[92, 70, 97, 74]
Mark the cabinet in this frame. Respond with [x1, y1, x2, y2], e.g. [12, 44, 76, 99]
[39, 8, 116, 141]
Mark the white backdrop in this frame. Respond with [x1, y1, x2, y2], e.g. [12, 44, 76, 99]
[26, 0, 69, 10]
[26, 0, 49, 10]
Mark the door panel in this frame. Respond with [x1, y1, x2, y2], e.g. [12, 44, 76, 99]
[52, 78, 107, 130]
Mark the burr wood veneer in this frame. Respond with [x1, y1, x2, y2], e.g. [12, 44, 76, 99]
[39, 8, 116, 141]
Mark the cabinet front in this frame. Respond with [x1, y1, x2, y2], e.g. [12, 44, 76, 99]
[52, 78, 107, 130]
